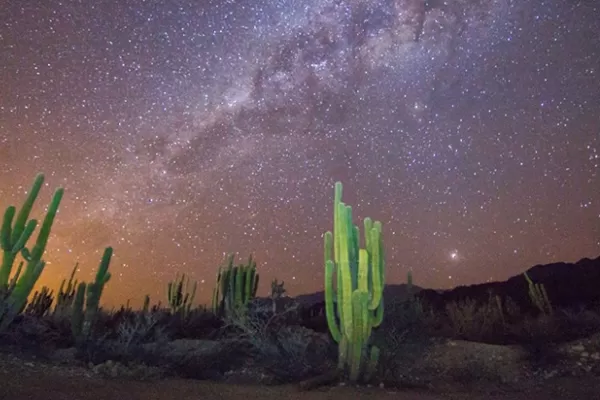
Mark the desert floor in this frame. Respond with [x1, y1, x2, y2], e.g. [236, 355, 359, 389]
[3, 363, 600, 400]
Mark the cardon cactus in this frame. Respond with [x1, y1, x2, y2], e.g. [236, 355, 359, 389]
[323, 181, 385, 382]
[0, 173, 64, 331]
[71, 246, 112, 340]
[167, 273, 197, 317]
[211, 253, 259, 317]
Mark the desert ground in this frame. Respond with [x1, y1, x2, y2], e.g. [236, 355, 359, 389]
[2, 350, 600, 400]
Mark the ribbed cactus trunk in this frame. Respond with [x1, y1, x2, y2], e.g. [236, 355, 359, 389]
[324, 182, 385, 382]
[211, 253, 259, 317]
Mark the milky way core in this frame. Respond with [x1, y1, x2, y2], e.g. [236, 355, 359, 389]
[1, 0, 598, 307]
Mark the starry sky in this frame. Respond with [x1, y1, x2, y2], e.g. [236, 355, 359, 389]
[1, 0, 598, 308]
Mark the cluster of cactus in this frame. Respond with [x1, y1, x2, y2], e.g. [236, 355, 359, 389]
[323, 181, 385, 382]
[167, 273, 197, 317]
[53, 263, 80, 318]
[24, 285, 54, 317]
[524, 271, 553, 315]
[211, 253, 259, 316]
[71, 246, 112, 340]
[0, 173, 64, 332]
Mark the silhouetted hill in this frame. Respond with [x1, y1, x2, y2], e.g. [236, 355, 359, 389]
[416, 255, 600, 313]
[293, 255, 600, 315]
[294, 283, 424, 306]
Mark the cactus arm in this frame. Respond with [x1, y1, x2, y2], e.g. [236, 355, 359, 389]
[368, 226, 383, 310]
[324, 257, 341, 342]
[10, 174, 44, 246]
[71, 282, 86, 338]
[79, 246, 112, 338]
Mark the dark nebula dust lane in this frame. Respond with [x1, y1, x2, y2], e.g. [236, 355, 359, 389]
[0, 0, 598, 307]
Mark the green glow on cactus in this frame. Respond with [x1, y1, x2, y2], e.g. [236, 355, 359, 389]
[0, 173, 64, 332]
[324, 181, 385, 382]
[211, 253, 259, 316]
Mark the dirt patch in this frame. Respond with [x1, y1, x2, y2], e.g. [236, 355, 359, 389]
[2, 352, 600, 400]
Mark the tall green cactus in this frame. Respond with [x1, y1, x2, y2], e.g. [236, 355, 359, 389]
[0, 173, 64, 331]
[324, 181, 385, 382]
[211, 253, 259, 317]
[71, 247, 112, 340]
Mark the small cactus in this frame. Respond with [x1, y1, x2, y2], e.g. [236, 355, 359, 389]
[524, 272, 553, 315]
[167, 273, 196, 317]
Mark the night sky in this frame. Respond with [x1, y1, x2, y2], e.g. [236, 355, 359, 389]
[1, 0, 598, 308]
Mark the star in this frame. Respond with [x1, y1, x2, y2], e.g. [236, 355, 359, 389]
[0, 0, 598, 307]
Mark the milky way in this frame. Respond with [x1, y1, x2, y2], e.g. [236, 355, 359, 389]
[1, 0, 598, 307]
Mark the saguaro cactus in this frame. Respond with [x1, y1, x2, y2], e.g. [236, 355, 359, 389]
[324, 181, 385, 382]
[211, 253, 259, 317]
[0, 173, 64, 331]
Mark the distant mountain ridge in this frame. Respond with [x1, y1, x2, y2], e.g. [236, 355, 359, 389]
[292, 255, 600, 312]
[293, 282, 424, 306]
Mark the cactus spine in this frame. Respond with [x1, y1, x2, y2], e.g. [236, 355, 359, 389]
[0, 173, 64, 331]
[212, 253, 259, 316]
[324, 181, 385, 382]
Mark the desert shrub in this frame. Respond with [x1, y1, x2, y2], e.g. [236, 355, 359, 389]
[373, 321, 409, 383]
[373, 297, 439, 385]
[556, 308, 600, 339]
[74, 308, 169, 364]
[0, 314, 63, 353]
[511, 307, 600, 346]
[166, 307, 222, 340]
[445, 294, 507, 342]
[113, 311, 162, 352]
[222, 300, 334, 382]
[385, 297, 426, 331]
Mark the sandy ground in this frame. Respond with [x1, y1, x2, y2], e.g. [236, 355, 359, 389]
[2, 364, 600, 400]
